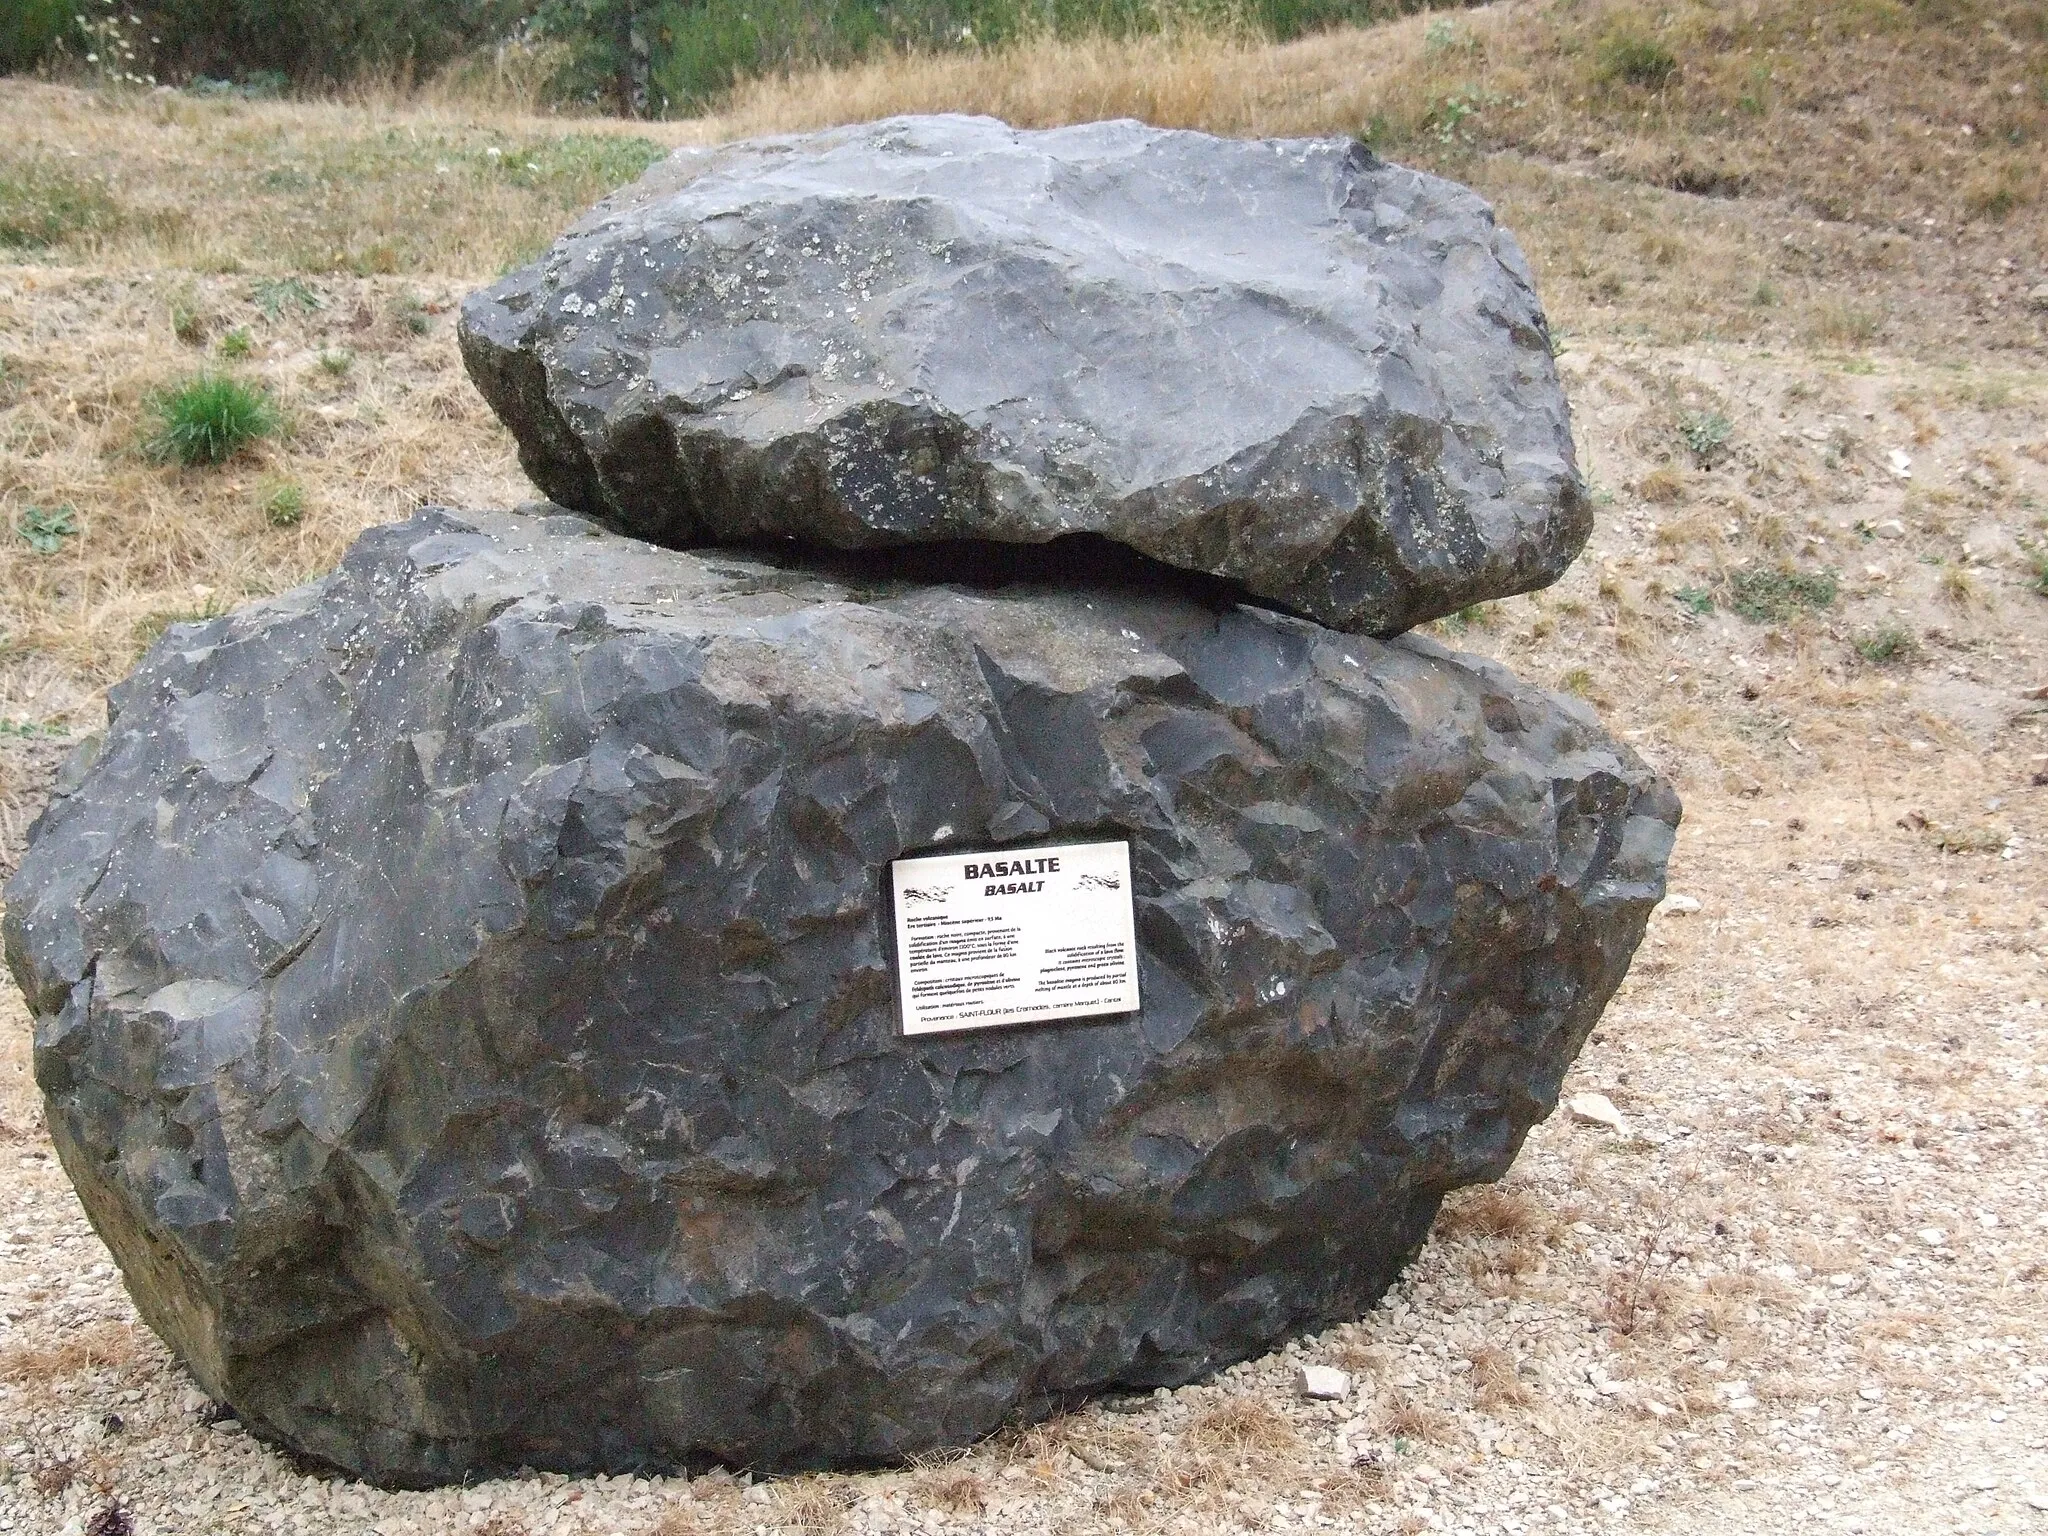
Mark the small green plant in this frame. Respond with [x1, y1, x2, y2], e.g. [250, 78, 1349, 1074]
[0, 718, 64, 738]
[1678, 409, 1733, 467]
[2031, 552, 2048, 597]
[170, 298, 208, 345]
[1673, 585, 1713, 615]
[1727, 567, 1838, 623]
[1736, 63, 1772, 116]
[1750, 281, 1779, 307]
[261, 481, 305, 527]
[218, 327, 254, 360]
[394, 294, 432, 336]
[1853, 625, 1917, 665]
[1560, 667, 1597, 698]
[1426, 91, 1499, 147]
[145, 375, 279, 467]
[316, 348, 355, 377]
[1595, 33, 1678, 89]
[253, 276, 324, 320]
[15, 503, 77, 554]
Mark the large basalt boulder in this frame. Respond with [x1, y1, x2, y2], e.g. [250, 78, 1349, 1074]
[459, 115, 1590, 637]
[4, 509, 1675, 1486]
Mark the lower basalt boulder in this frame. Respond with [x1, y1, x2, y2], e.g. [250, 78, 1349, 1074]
[3, 507, 1676, 1485]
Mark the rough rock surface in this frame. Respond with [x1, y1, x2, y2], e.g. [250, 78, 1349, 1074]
[3, 508, 1675, 1486]
[459, 115, 1590, 636]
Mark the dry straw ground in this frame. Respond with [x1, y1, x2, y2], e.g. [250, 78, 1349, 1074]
[1, 0, 2047, 1532]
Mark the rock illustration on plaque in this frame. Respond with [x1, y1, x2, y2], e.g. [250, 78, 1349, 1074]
[4, 114, 1676, 1488]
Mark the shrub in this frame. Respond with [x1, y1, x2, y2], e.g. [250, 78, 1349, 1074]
[1727, 567, 1837, 623]
[1673, 585, 1713, 615]
[1595, 32, 1678, 90]
[316, 348, 354, 376]
[0, 0, 73, 71]
[122, 0, 526, 88]
[145, 375, 279, 467]
[16, 504, 78, 555]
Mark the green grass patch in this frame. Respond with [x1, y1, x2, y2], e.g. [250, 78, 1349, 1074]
[218, 326, 255, 359]
[1852, 624, 1917, 665]
[484, 134, 670, 204]
[1727, 566, 1838, 623]
[0, 156, 122, 250]
[253, 276, 325, 319]
[1673, 585, 1714, 615]
[145, 374, 280, 467]
[15, 504, 78, 555]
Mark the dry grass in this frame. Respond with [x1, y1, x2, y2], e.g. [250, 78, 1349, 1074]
[0, 1319, 139, 1381]
[773, 1476, 859, 1532]
[1180, 1396, 1302, 1464]
[2, 0, 2043, 705]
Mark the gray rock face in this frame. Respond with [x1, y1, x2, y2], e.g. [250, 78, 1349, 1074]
[460, 115, 1590, 636]
[4, 509, 1675, 1486]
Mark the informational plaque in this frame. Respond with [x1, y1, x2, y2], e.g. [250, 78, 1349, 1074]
[889, 839, 1141, 1036]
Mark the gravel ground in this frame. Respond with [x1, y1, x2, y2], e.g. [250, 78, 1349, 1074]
[2, 706, 2045, 1536]
[1, 339, 2045, 1535]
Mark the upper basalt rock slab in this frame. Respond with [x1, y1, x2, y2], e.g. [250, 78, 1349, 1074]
[460, 115, 1590, 635]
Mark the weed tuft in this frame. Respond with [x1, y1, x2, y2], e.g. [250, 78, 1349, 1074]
[170, 299, 208, 346]
[1938, 564, 1978, 607]
[1853, 624, 1917, 665]
[1638, 466, 1686, 503]
[217, 327, 254, 360]
[261, 482, 305, 527]
[394, 293, 433, 336]
[316, 348, 354, 377]
[145, 375, 280, 467]
[254, 276, 325, 319]
[1595, 33, 1679, 90]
